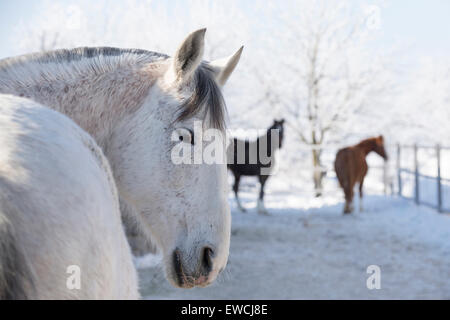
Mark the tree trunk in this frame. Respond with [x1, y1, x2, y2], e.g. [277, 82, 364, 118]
[312, 148, 324, 197]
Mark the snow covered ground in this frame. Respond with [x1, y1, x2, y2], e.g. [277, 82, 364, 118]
[136, 176, 450, 300]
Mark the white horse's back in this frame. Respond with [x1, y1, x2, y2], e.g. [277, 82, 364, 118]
[0, 94, 138, 299]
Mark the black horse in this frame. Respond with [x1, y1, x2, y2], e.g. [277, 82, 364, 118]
[227, 119, 285, 214]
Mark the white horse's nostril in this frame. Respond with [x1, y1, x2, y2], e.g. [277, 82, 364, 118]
[172, 247, 214, 288]
[201, 246, 214, 274]
[172, 249, 186, 287]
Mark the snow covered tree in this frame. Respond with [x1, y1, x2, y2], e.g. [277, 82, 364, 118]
[252, 0, 392, 196]
[393, 57, 450, 144]
[12, 0, 410, 195]
[15, 0, 255, 111]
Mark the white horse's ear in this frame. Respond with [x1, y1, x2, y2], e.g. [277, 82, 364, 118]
[210, 46, 244, 86]
[172, 28, 206, 82]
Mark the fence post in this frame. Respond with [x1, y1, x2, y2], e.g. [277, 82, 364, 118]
[397, 144, 402, 196]
[414, 144, 419, 205]
[437, 144, 442, 213]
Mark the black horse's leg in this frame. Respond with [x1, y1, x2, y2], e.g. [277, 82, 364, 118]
[233, 173, 245, 212]
[257, 175, 269, 214]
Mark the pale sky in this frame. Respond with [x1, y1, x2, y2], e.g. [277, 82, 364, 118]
[0, 0, 449, 60]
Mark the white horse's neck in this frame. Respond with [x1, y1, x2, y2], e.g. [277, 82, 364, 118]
[0, 48, 168, 148]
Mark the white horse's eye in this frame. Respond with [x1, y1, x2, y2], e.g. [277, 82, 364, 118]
[174, 128, 194, 145]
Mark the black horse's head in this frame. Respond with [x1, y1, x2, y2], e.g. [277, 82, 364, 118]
[268, 119, 285, 149]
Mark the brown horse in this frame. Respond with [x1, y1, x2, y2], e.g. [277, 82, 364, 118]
[334, 136, 388, 214]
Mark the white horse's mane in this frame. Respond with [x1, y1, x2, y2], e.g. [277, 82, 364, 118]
[0, 47, 167, 85]
[0, 47, 227, 130]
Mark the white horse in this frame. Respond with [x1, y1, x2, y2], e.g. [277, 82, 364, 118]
[0, 94, 138, 299]
[0, 29, 242, 290]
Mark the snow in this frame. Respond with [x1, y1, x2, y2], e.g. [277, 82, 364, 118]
[5, 0, 449, 300]
[136, 177, 450, 299]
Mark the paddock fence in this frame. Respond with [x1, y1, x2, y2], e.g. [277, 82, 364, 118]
[234, 141, 450, 214]
[276, 142, 450, 214]
[396, 144, 450, 213]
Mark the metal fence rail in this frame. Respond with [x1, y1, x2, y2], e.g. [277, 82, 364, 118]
[396, 144, 450, 213]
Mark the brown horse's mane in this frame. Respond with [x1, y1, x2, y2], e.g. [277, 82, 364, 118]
[354, 137, 380, 155]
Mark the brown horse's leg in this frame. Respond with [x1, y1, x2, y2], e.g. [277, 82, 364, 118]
[343, 186, 354, 214]
[359, 177, 365, 212]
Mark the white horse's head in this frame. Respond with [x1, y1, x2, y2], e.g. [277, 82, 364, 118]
[110, 29, 242, 288]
